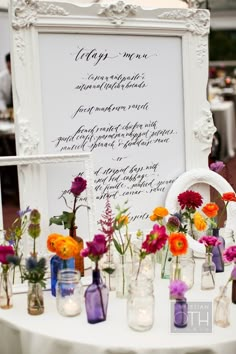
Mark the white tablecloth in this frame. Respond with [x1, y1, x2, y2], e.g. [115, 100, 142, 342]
[0, 262, 235, 354]
[211, 101, 236, 161]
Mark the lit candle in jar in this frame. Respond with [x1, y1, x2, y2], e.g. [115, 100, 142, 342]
[137, 307, 152, 326]
[63, 298, 81, 316]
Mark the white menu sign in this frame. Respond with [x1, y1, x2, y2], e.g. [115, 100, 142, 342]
[38, 33, 185, 233]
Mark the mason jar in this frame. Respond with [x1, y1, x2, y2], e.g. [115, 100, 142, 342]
[56, 269, 83, 317]
[127, 276, 154, 331]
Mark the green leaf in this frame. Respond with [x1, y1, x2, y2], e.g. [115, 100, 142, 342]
[61, 211, 74, 229]
[113, 238, 122, 254]
[49, 216, 64, 226]
[103, 267, 115, 275]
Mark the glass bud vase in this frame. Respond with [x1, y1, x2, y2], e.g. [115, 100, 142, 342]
[174, 298, 188, 328]
[56, 269, 82, 317]
[28, 282, 44, 315]
[214, 286, 230, 327]
[127, 276, 154, 332]
[170, 256, 182, 281]
[116, 255, 132, 298]
[132, 254, 155, 282]
[101, 247, 116, 291]
[212, 228, 225, 273]
[180, 252, 195, 289]
[0, 269, 13, 309]
[161, 245, 172, 279]
[231, 279, 236, 304]
[85, 269, 109, 324]
[201, 253, 216, 290]
[50, 255, 75, 297]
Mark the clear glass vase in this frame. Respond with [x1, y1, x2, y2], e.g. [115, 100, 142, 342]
[161, 244, 172, 279]
[127, 276, 154, 332]
[116, 255, 132, 298]
[56, 269, 82, 317]
[201, 253, 216, 290]
[50, 255, 75, 297]
[28, 282, 44, 315]
[85, 269, 109, 324]
[0, 269, 13, 309]
[180, 251, 195, 289]
[101, 248, 116, 291]
[174, 298, 188, 328]
[132, 254, 155, 282]
[170, 256, 182, 281]
[214, 286, 230, 327]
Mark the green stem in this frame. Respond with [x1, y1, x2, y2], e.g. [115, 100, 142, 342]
[208, 253, 215, 286]
[161, 245, 169, 278]
[135, 258, 142, 281]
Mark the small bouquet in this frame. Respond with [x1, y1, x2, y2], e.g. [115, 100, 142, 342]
[47, 233, 80, 264]
[112, 202, 131, 259]
[0, 244, 15, 308]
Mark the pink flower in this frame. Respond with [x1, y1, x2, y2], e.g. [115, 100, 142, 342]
[142, 224, 168, 254]
[70, 176, 87, 196]
[198, 236, 221, 248]
[0, 245, 14, 264]
[210, 161, 225, 173]
[169, 280, 188, 299]
[80, 234, 108, 261]
[223, 245, 236, 263]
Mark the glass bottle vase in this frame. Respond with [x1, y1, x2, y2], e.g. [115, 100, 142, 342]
[0, 269, 13, 309]
[214, 286, 230, 327]
[132, 254, 155, 282]
[232, 279, 236, 304]
[127, 276, 154, 332]
[50, 255, 75, 296]
[201, 253, 216, 290]
[85, 269, 109, 324]
[161, 244, 172, 279]
[170, 256, 182, 281]
[28, 282, 44, 315]
[180, 251, 195, 289]
[70, 227, 84, 276]
[116, 255, 132, 298]
[174, 298, 188, 328]
[56, 269, 82, 317]
[101, 247, 116, 291]
[212, 228, 225, 273]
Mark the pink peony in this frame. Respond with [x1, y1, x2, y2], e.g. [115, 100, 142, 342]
[0, 245, 14, 264]
[70, 176, 87, 196]
[142, 224, 168, 254]
[223, 245, 236, 263]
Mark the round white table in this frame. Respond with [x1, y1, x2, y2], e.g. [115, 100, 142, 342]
[0, 262, 235, 354]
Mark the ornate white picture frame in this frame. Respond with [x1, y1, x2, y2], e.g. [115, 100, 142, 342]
[9, 0, 214, 233]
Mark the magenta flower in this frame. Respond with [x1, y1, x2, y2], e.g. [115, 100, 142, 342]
[80, 234, 108, 265]
[70, 176, 87, 197]
[142, 224, 168, 254]
[223, 245, 236, 263]
[0, 245, 14, 264]
[169, 280, 188, 299]
[198, 236, 221, 253]
[210, 161, 225, 173]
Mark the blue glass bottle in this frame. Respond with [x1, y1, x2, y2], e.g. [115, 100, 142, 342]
[85, 269, 109, 324]
[212, 228, 225, 273]
[50, 255, 75, 296]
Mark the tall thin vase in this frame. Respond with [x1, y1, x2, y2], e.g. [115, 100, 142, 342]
[101, 247, 116, 291]
[116, 255, 132, 298]
[214, 286, 230, 327]
[70, 227, 84, 276]
[85, 269, 109, 324]
[212, 228, 225, 273]
[161, 244, 172, 279]
[0, 269, 13, 309]
[50, 255, 75, 296]
[232, 279, 236, 304]
[201, 253, 216, 290]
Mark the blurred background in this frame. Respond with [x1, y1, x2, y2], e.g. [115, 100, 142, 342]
[0, 0, 236, 228]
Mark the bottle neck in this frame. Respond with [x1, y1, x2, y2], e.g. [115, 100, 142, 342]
[212, 228, 219, 237]
[205, 252, 213, 263]
[92, 269, 101, 284]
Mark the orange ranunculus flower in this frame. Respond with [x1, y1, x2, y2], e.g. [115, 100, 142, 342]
[55, 237, 79, 260]
[47, 233, 64, 253]
[150, 206, 169, 221]
[168, 232, 188, 256]
[118, 215, 129, 226]
[222, 192, 236, 202]
[193, 212, 207, 231]
[202, 203, 219, 218]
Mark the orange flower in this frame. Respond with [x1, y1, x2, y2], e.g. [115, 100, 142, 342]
[150, 207, 169, 221]
[168, 233, 188, 256]
[222, 192, 236, 202]
[55, 236, 79, 259]
[118, 215, 129, 226]
[47, 233, 64, 252]
[193, 212, 207, 231]
[202, 203, 219, 218]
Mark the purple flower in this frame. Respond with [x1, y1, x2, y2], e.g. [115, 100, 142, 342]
[70, 176, 87, 197]
[17, 206, 31, 218]
[80, 234, 108, 261]
[223, 245, 236, 263]
[210, 161, 225, 173]
[169, 280, 188, 299]
[231, 266, 236, 280]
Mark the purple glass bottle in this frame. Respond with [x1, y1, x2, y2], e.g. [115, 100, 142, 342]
[50, 255, 75, 296]
[212, 228, 225, 273]
[85, 269, 109, 324]
[174, 298, 188, 328]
